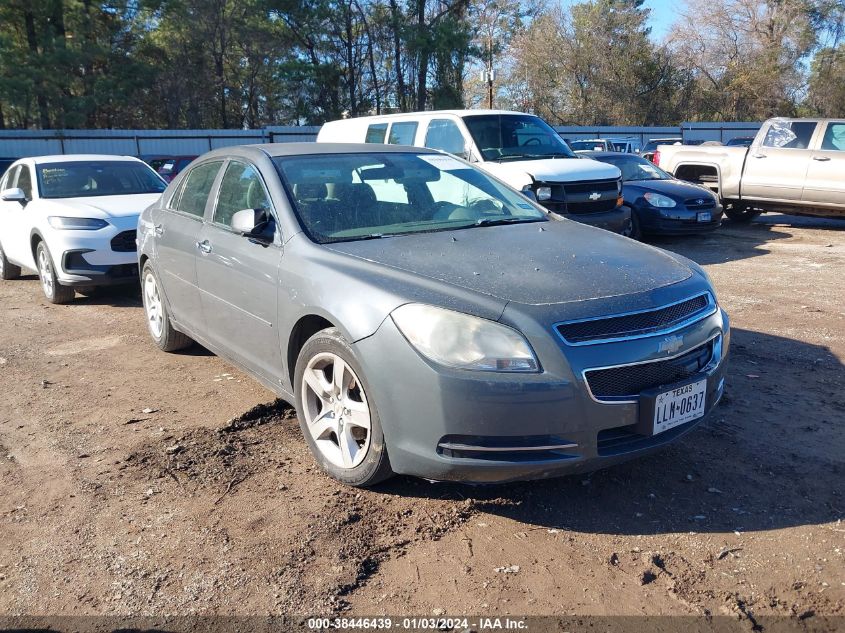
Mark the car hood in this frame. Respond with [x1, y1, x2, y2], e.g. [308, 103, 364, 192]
[324, 220, 693, 306]
[40, 193, 161, 219]
[479, 157, 621, 188]
[623, 178, 714, 202]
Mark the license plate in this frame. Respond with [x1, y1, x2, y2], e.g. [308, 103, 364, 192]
[697, 211, 711, 222]
[653, 379, 707, 434]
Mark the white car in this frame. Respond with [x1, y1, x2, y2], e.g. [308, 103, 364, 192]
[317, 110, 630, 234]
[0, 155, 166, 303]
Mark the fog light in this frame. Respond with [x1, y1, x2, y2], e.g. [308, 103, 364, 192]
[536, 186, 552, 201]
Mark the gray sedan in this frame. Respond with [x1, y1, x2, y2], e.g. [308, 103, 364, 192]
[138, 143, 730, 487]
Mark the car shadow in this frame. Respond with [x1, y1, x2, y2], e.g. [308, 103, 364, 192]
[644, 213, 844, 266]
[71, 284, 142, 308]
[375, 327, 844, 536]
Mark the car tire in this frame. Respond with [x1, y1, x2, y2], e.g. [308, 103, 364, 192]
[294, 327, 394, 487]
[35, 242, 74, 304]
[0, 242, 21, 280]
[620, 210, 642, 240]
[141, 261, 192, 352]
[629, 212, 642, 240]
[725, 204, 762, 223]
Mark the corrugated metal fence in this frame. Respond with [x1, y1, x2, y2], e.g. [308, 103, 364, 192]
[0, 122, 761, 158]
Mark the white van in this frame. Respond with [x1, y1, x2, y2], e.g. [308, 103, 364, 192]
[317, 110, 630, 234]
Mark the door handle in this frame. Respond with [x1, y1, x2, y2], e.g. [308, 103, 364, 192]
[812, 156, 831, 162]
[153, 223, 163, 236]
[196, 240, 212, 254]
[751, 153, 767, 159]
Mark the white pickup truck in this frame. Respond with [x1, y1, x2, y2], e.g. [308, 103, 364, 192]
[655, 118, 845, 222]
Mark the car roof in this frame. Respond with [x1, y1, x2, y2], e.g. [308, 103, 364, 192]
[198, 142, 443, 161]
[579, 151, 640, 158]
[26, 154, 144, 165]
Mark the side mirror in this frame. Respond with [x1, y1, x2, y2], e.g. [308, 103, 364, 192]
[1, 187, 27, 204]
[232, 208, 272, 240]
[520, 188, 537, 201]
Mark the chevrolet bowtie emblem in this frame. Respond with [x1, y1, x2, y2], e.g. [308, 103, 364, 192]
[658, 335, 684, 354]
[589, 192, 601, 200]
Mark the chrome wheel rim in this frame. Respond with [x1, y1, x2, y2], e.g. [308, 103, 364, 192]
[143, 271, 163, 339]
[38, 248, 54, 297]
[301, 352, 371, 470]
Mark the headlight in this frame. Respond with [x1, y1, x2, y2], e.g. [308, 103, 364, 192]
[643, 192, 677, 208]
[391, 304, 539, 372]
[535, 186, 552, 201]
[48, 217, 109, 230]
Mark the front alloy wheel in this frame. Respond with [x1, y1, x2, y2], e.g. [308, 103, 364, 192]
[294, 327, 393, 486]
[36, 242, 74, 304]
[301, 352, 372, 470]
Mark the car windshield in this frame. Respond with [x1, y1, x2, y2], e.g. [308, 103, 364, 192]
[643, 139, 681, 152]
[570, 140, 603, 151]
[462, 114, 576, 162]
[274, 152, 548, 244]
[37, 161, 167, 199]
[598, 155, 673, 182]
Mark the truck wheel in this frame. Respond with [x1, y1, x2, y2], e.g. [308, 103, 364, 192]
[725, 204, 762, 223]
[0, 242, 21, 280]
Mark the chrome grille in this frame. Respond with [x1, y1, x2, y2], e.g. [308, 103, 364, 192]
[684, 197, 716, 210]
[584, 339, 714, 401]
[556, 294, 712, 344]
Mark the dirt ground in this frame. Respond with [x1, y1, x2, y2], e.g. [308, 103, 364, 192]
[0, 214, 843, 627]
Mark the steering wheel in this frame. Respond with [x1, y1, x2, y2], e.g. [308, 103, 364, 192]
[523, 137, 541, 146]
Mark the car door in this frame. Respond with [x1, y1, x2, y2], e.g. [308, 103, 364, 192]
[0, 165, 36, 268]
[741, 120, 818, 202]
[155, 160, 224, 336]
[0, 166, 21, 261]
[195, 159, 284, 385]
[802, 121, 845, 207]
[424, 118, 472, 159]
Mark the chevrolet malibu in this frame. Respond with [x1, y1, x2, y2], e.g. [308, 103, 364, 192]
[0, 155, 166, 303]
[138, 143, 730, 487]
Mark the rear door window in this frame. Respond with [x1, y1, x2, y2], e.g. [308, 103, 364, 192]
[212, 161, 272, 228]
[424, 119, 466, 156]
[176, 161, 223, 218]
[388, 121, 418, 145]
[820, 122, 845, 151]
[365, 123, 388, 144]
[762, 121, 818, 149]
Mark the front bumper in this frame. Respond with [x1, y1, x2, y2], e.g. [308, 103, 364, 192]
[44, 217, 139, 286]
[562, 206, 631, 234]
[355, 306, 729, 483]
[637, 205, 724, 235]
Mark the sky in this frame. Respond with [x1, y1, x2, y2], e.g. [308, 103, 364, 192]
[555, 0, 681, 42]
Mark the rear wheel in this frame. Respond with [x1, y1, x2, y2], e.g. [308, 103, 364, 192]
[725, 203, 762, 223]
[36, 242, 74, 304]
[294, 327, 393, 487]
[141, 262, 192, 352]
[0, 242, 21, 280]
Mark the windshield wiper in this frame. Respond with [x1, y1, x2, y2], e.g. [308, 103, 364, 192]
[473, 217, 545, 227]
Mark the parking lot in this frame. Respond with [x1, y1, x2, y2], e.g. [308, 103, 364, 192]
[0, 215, 843, 623]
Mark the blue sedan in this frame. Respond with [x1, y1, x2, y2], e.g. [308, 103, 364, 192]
[585, 152, 723, 240]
